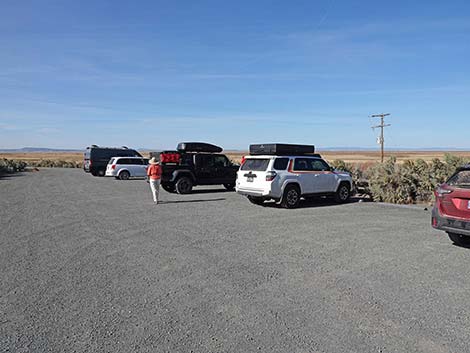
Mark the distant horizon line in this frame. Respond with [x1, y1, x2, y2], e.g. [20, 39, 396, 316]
[2, 146, 470, 153]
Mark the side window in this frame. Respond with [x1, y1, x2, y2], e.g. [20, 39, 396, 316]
[131, 159, 142, 165]
[181, 154, 193, 166]
[273, 158, 289, 170]
[214, 155, 229, 167]
[117, 158, 127, 165]
[310, 159, 330, 171]
[294, 158, 311, 171]
[199, 155, 214, 168]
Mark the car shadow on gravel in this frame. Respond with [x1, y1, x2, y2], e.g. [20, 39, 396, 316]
[262, 196, 365, 209]
[160, 198, 226, 204]
[0, 172, 26, 180]
[190, 189, 234, 194]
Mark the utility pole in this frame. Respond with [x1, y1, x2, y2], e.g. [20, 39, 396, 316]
[371, 113, 391, 163]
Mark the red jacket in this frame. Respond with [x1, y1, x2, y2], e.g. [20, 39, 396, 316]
[147, 164, 162, 180]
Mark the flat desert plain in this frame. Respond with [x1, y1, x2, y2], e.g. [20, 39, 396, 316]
[2, 150, 470, 165]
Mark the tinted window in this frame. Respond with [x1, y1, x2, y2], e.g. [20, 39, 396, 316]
[130, 159, 142, 165]
[294, 158, 330, 171]
[311, 159, 330, 171]
[273, 158, 289, 170]
[214, 155, 229, 167]
[294, 158, 311, 171]
[198, 155, 214, 167]
[181, 154, 193, 166]
[447, 170, 470, 188]
[90, 148, 142, 159]
[241, 159, 270, 171]
[117, 158, 131, 165]
[143, 159, 149, 165]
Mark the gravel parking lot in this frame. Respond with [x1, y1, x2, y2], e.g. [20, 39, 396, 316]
[1, 168, 470, 353]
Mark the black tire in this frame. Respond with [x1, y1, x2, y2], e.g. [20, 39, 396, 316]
[162, 183, 176, 193]
[119, 171, 130, 180]
[91, 171, 98, 176]
[335, 182, 351, 203]
[224, 183, 235, 191]
[447, 232, 470, 247]
[175, 177, 193, 194]
[97, 169, 105, 177]
[281, 185, 301, 209]
[247, 196, 264, 205]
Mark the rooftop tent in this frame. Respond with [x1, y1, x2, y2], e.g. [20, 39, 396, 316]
[249, 143, 315, 156]
[176, 142, 223, 153]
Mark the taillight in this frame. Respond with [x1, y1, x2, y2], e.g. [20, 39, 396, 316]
[266, 171, 277, 181]
[240, 156, 246, 166]
[436, 185, 453, 197]
[112, 165, 116, 170]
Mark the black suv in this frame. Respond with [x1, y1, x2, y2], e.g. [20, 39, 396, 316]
[84, 145, 142, 176]
[157, 142, 239, 194]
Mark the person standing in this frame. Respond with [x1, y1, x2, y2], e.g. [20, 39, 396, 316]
[147, 157, 162, 204]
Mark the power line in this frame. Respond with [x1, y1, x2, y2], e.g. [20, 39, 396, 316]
[371, 113, 391, 163]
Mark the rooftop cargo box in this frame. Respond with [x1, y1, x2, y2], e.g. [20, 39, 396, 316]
[249, 143, 315, 156]
[177, 142, 223, 153]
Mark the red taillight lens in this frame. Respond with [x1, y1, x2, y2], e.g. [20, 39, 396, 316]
[266, 171, 277, 181]
[240, 156, 246, 166]
[112, 165, 116, 170]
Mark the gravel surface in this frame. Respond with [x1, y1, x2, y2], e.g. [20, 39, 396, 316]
[1, 168, 469, 353]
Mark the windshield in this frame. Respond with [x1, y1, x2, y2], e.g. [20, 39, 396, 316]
[447, 170, 470, 188]
[241, 158, 270, 171]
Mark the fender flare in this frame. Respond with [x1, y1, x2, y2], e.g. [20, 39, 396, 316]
[171, 170, 196, 183]
[281, 181, 302, 196]
[335, 179, 353, 192]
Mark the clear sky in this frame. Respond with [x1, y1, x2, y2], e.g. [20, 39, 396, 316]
[1, 0, 469, 150]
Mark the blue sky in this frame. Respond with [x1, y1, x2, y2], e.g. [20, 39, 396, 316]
[1, 0, 469, 150]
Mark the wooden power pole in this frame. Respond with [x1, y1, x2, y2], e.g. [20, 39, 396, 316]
[371, 113, 391, 163]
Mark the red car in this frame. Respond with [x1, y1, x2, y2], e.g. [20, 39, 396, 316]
[432, 165, 470, 246]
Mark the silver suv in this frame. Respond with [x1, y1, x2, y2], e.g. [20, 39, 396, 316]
[236, 154, 353, 208]
[105, 157, 149, 180]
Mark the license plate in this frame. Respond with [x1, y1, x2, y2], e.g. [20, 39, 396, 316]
[247, 177, 254, 182]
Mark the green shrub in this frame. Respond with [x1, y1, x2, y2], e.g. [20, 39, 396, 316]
[0, 159, 27, 173]
[331, 154, 470, 204]
[28, 160, 82, 168]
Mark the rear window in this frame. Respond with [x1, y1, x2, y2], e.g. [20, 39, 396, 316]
[241, 158, 270, 171]
[447, 170, 470, 188]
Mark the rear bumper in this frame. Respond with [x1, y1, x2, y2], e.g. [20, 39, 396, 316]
[432, 206, 470, 236]
[236, 187, 274, 198]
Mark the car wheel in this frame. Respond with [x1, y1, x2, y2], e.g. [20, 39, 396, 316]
[162, 183, 176, 193]
[447, 232, 470, 247]
[247, 196, 264, 205]
[91, 171, 98, 176]
[335, 182, 351, 203]
[224, 183, 235, 191]
[175, 177, 193, 194]
[97, 169, 105, 177]
[119, 171, 130, 180]
[281, 185, 301, 209]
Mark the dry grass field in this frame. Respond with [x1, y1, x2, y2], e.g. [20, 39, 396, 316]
[2, 150, 470, 165]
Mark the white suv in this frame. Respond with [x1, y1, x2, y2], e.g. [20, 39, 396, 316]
[236, 154, 353, 208]
[105, 157, 149, 180]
